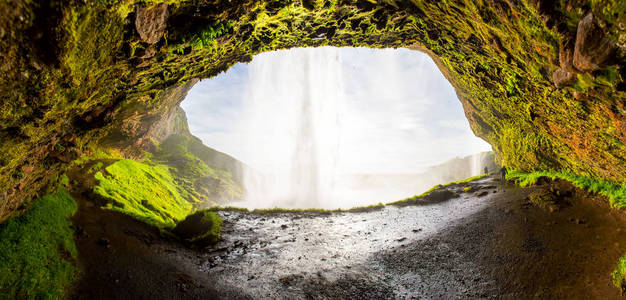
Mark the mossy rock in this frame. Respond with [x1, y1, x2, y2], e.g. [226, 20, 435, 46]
[172, 210, 222, 247]
[528, 189, 561, 212]
[0, 0, 624, 224]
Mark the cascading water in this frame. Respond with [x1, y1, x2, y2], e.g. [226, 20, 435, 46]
[183, 47, 494, 209]
[239, 47, 345, 209]
[470, 151, 485, 176]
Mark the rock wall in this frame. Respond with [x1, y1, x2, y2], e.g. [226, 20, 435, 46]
[0, 0, 624, 221]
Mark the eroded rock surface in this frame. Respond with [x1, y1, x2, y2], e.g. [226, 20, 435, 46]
[135, 3, 169, 44]
[573, 13, 618, 72]
[0, 0, 624, 220]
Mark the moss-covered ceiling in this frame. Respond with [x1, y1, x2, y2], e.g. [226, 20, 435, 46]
[0, 0, 624, 221]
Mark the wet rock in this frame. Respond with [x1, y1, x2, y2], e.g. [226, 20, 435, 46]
[425, 189, 457, 202]
[135, 3, 169, 44]
[172, 211, 221, 247]
[475, 191, 489, 197]
[97, 237, 111, 248]
[553, 68, 577, 88]
[573, 13, 617, 72]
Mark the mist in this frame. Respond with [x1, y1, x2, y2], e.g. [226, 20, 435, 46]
[181, 47, 492, 209]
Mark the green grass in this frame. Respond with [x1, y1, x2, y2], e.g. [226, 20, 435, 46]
[93, 159, 192, 228]
[389, 174, 488, 206]
[0, 188, 78, 299]
[151, 133, 243, 205]
[506, 170, 626, 208]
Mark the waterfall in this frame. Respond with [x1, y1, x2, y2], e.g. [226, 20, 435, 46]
[240, 47, 344, 209]
[469, 151, 490, 176]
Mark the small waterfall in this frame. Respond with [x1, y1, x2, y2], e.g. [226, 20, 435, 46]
[240, 47, 344, 208]
[469, 151, 492, 176]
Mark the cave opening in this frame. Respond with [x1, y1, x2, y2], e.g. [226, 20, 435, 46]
[181, 47, 492, 209]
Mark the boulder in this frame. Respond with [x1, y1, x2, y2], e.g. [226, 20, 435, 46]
[424, 189, 456, 202]
[135, 3, 169, 44]
[172, 210, 222, 247]
[572, 13, 617, 72]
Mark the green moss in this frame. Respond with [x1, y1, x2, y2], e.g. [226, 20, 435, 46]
[172, 210, 222, 246]
[93, 159, 192, 228]
[507, 170, 626, 208]
[527, 189, 560, 212]
[389, 174, 487, 206]
[612, 255, 626, 293]
[60, 174, 70, 187]
[0, 188, 78, 299]
[151, 133, 243, 205]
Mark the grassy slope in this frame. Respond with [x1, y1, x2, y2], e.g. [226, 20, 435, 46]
[151, 133, 243, 205]
[93, 159, 192, 228]
[87, 132, 244, 229]
[0, 188, 77, 299]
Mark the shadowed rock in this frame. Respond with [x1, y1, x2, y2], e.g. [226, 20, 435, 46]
[573, 13, 617, 72]
[135, 3, 169, 44]
[172, 210, 222, 247]
[552, 68, 577, 88]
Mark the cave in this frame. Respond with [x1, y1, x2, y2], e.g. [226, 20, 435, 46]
[0, 0, 625, 298]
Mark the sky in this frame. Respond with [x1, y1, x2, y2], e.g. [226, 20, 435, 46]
[181, 47, 492, 175]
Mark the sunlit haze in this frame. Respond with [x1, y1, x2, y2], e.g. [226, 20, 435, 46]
[182, 47, 492, 208]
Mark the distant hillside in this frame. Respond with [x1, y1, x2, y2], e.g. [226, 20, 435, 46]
[426, 151, 500, 183]
[149, 108, 246, 206]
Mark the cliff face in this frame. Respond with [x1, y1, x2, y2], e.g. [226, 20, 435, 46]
[0, 0, 624, 221]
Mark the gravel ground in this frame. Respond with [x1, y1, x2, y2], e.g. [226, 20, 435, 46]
[73, 176, 626, 299]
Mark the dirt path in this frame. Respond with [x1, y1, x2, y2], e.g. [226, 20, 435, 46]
[71, 176, 626, 299]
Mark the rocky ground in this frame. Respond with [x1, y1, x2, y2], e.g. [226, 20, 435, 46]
[71, 176, 626, 299]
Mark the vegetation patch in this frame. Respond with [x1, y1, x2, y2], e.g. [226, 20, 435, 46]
[151, 133, 243, 206]
[172, 210, 222, 247]
[0, 188, 77, 299]
[389, 174, 488, 206]
[612, 256, 626, 293]
[93, 159, 192, 228]
[507, 170, 626, 208]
